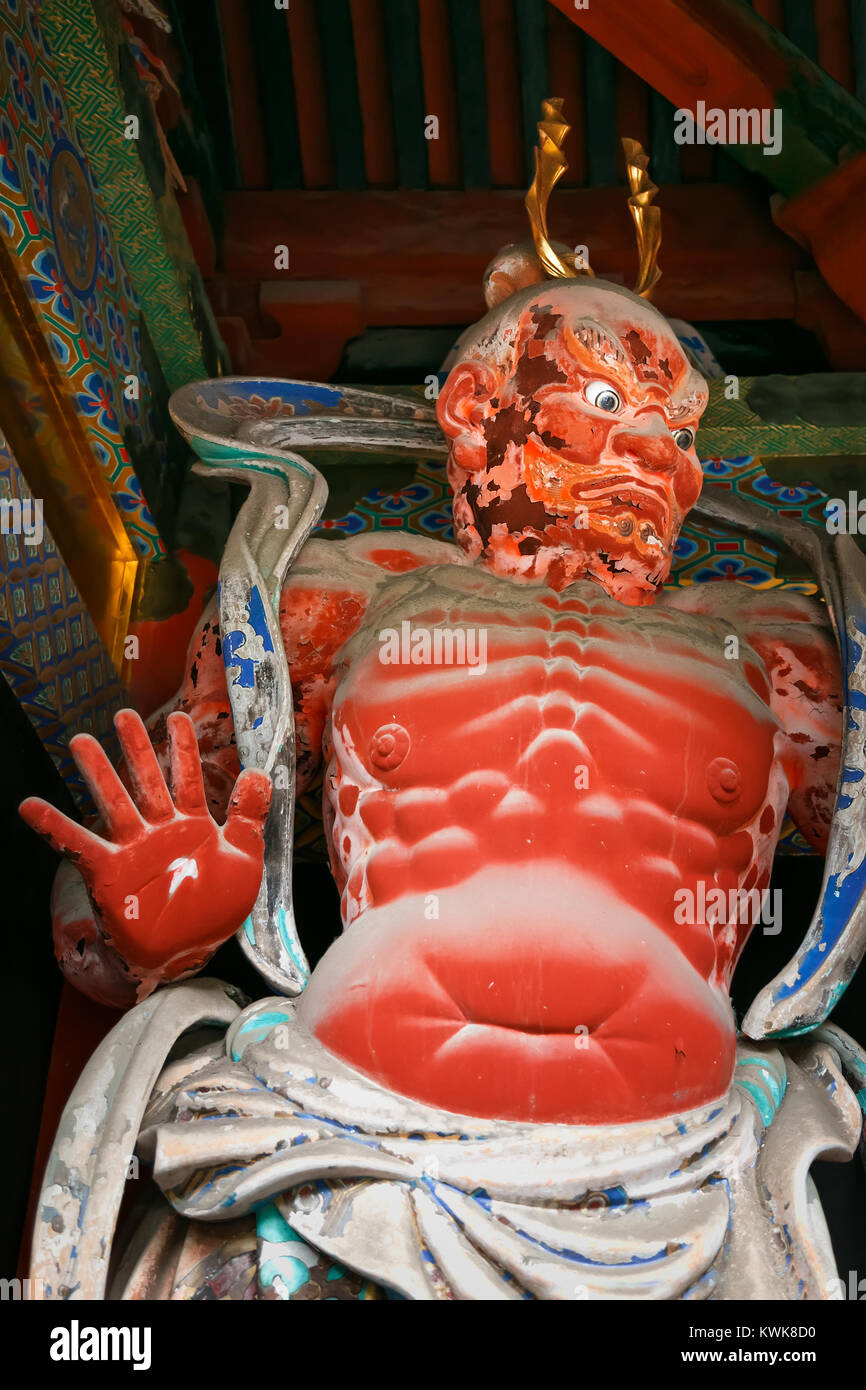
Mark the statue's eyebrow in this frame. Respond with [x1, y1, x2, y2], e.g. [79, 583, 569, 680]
[558, 318, 706, 420]
[666, 387, 707, 421]
[569, 321, 628, 368]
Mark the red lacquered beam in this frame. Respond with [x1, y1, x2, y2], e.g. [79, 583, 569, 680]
[751, 0, 785, 29]
[350, 0, 397, 186]
[418, 0, 462, 187]
[222, 184, 807, 324]
[480, 0, 523, 188]
[615, 61, 652, 181]
[546, 3, 587, 187]
[287, 0, 335, 188]
[816, 0, 856, 91]
[218, 0, 269, 188]
[550, 0, 866, 195]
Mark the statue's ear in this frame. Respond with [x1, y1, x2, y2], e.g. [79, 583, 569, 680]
[436, 361, 499, 475]
[482, 241, 548, 309]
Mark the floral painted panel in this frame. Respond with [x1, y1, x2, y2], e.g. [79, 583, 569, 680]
[0, 0, 165, 558]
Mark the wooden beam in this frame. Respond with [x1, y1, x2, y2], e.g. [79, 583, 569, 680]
[481, 0, 524, 188]
[546, 4, 587, 186]
[514, 0, 551, 186]
[418, 0, 462, 186]
[247, 0, 303, 187]
[383, 0, 429, 187]
[286, 0, 335, 187]
[221, 184, 807, 324]
[317, 0, 367, 190]
[815, 0, 856, 93]
[218, 0, 269, 188]
[350, 0, 398, 186]
[773, 150, 866, 322]
[448, 0, 491, 189]
[549, 0, 866, 329]
[548, 0, 866, 198]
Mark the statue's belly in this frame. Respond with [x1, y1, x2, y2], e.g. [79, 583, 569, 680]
[298, 860, 738, 1124]
[301, 582, 783, 1124]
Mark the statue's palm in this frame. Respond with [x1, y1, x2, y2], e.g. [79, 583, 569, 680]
[20, 709, 271, 979]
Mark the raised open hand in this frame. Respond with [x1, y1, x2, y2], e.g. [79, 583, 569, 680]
[20, 709, 272, 981]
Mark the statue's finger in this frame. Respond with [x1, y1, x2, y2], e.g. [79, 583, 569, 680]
[114, 709, 173, 823]
[19, 796, 111, 869]
[70, 733, 144, 843]
[167, 712, 208, 814]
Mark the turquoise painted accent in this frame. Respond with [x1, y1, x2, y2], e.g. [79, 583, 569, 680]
[260, 1255, 310, 1294]
[274, 906, 310, 982]
[856, 1087, 866, 1115]
[737, 1058, 786, 1107]
[256, 1203, 313, 1293]
[239, 909, 308, 986]
[238, 1010, 290, 1034]
[767, 1022, 819, 1039]
[190, 436, 313, 479]
[327, 1263, 349, 1281]
[256, 1203, 299, 1246]
[230, 1009, 290, 1062]
[738, 1078, 776, 1128]
[769, 976, 850, 1039]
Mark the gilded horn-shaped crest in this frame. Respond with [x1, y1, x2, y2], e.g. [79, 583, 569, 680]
[525, 101, 662, 299]
[525, 98, 594, 281]
[622, 137, 662, 298]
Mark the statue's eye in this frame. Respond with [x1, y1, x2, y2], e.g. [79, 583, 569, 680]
[585, 380, 622, 413]
[672, 427, 694, 450]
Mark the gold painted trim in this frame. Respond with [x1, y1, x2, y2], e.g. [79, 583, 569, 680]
[0, 231, 140, 674]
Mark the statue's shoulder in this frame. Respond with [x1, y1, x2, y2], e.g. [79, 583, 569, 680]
[659, 580, 832, 634]
[289, 532, 468, 591]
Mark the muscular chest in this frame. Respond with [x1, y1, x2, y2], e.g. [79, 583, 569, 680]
[329, 568, 782, 833]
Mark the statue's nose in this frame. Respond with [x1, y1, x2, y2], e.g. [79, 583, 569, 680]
[610, 423, 680, 475]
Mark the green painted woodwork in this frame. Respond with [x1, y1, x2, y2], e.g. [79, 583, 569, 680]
[41, 0, 226, 390]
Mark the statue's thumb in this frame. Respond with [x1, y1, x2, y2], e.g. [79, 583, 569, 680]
[224, 770, 272, 853]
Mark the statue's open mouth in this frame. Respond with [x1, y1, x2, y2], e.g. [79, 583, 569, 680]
[580, 481, 671, 536]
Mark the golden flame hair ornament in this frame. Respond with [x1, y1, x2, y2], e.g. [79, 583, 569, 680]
[525, 99, 662, 300]
[524, 98, 595, 281]
[622, 136, 662, 299]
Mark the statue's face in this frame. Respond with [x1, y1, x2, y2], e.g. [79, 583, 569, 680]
[437, 283, 708, 604]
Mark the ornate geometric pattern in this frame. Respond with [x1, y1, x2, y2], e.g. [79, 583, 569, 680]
[0, 0, 165, 558]
[40, 0, 224, 392]
[0, 431, 125, 812]
[699, 376, 866, 461]
[672, 454, 824, 593]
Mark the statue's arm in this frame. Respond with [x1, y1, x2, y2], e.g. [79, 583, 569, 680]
[20, 534, 443, 1007]
[739, 592, 842, 854]
[666, 582, 842, 852]
[153, 534, 451, 813]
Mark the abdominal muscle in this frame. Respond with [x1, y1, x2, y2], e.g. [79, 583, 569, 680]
[297, 860, 737, 1126]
